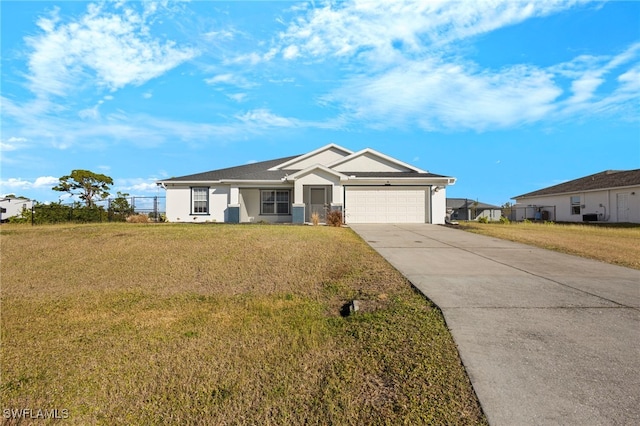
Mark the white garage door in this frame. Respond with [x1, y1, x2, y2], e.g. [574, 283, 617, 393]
[345, 187, 427, 223]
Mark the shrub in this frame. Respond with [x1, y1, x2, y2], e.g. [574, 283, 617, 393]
[126, 214, 149, 223]
[310, 211, 320, 226]
[477, 216, 489, 224]
[326, 210, 343, 227]
[499, 216, 510, 224]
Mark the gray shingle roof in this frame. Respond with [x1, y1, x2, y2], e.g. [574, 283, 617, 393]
[514, 169, 640, 199]
[447, 198, 501, 209]
[161, 155, 451, 182]
[162, 155, 299, 182]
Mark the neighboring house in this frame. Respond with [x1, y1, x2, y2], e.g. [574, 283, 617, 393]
[512, 169, 640, 223]
[0, 197, 33, 222]
[447, 198, 502, 221]
[158, 144, 456, 224]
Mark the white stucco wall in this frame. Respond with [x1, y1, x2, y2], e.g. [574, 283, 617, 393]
[333, 153, 411, 173]
[283, 147, 350, 170]
[0, 199, 33, 220]
[165, 185, 190, 222]
[430, 187, 447, 224]
[514, 186, 640, 223]
[164, 184, 228, 222]
[293, 171, 343, 204]
[475, 209, 503, 221]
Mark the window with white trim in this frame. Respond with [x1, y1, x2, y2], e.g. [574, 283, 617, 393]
[261, 190, 290, 215]
[191, 187, 209, 214]
[570, 195, 581, 215]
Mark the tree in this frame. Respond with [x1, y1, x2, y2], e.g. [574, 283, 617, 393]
[53, 170, 113, 208]
[109, 192, 134, 221]
[502, 202, 513, 220]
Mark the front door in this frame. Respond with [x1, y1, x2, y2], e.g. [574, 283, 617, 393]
[617, 193, 629, 222]
[307, 187, 328, 222]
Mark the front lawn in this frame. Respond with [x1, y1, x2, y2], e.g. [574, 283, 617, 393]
[457, 221, 640, 269]
[1, 223, 485, 424]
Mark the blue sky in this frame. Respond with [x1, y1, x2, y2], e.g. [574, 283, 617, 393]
[1, 0, 639, 207]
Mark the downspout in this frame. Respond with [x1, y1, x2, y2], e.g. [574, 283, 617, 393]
[429, 185, 433, 224]
[343, 185, 346, 224]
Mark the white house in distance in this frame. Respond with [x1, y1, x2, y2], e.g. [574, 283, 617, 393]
[0, 196, 33, 222]
[158, 144, 456, 224]
[512, 169, 640, 223]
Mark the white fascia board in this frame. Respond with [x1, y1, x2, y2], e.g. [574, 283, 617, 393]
[268, 143, 353, 171]
[219, 179, 290, 185]
[327, 148, 428, 173]
[285, 164, 349, 181]
[159, 180, 222, 186]
[345, 176, 454, 185]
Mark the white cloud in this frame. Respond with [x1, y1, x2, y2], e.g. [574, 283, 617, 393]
[203, 29, 235, 40]
[142, 92, 153, 99]
[79, 105, 101, 120]
[0, 137, 28, 151]
[227, 93, 247, 102]
[204, 73, 256, 89]
[115, 178, 161, 195]
[25, 2, 197, 97]
[270, 1, 637, 131]
[552, 43, 640, 116]
[0, 178, 33, 191]
[277, 0, 587, 64]
[205, 73, 235, 84]
[0, 176, 58, 192]
[33, 176, 59, 188]
[225, 52, 264, 66]
[235, 109, 297, 128]
[282, 45, 299, 60]
[326, 60, 561, 131]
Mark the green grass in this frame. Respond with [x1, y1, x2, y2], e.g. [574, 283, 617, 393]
[457, 221, 640, 269]
[1, 223, 486, 425]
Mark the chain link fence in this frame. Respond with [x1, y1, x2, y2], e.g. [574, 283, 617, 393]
[503, 205, 557, 222]
[23, 196, 166, 225]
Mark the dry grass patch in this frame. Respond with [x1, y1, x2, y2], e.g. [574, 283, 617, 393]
[457, 221, 640, 269]
[1, 223, 485, 424]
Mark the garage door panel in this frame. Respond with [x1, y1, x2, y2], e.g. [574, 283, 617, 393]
[345, 187, 428, 223]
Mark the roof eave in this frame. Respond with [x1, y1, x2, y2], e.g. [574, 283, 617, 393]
[345, 176, 455, 184]
[158, 180, 223, 185]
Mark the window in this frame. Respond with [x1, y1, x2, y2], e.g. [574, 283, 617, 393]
[570, 195, 581, 215]
[261, 190, 290, 215]
[191, 187, 209, 214]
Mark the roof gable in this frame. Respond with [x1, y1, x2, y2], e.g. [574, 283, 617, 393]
[514, 169, 640, 199]
[329, 148, 426, 173]
[269, 143, 352, 171]
[286, 164, 348, 181]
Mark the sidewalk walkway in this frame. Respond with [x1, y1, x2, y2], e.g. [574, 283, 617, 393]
[349, 224, 640, 425]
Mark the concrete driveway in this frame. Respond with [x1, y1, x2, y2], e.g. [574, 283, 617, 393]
[349, 223, 640, 425]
